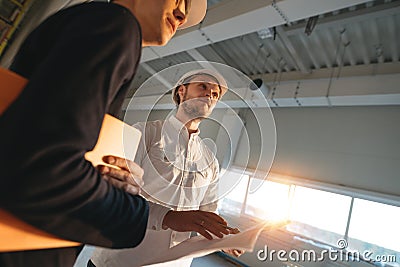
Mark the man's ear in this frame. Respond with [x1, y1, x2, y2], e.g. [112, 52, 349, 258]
[178, 84, 186, 100]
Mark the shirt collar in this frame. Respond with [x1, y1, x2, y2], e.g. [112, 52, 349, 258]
[168, 115, 200, 138]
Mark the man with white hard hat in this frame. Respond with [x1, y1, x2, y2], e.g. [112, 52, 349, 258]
[90, 69, 242, 267]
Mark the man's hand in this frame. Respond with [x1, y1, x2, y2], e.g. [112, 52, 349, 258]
[222, 227, 245, 257]
[97, 155, 144, 195]
[162, 210, 230, 240]
[222, 248, 245, 257]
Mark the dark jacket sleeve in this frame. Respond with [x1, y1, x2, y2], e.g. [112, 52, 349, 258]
[0, 3, 148, 248]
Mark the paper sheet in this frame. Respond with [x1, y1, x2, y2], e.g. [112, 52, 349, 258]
[85, 114, 142, 167]
[140, 221, 286, 266]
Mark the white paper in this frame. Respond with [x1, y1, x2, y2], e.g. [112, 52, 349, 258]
[140, 221, 283, 266]
[85, 114, 141, 167]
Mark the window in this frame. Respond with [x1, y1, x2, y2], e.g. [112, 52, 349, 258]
[347, 198, 400, 266]
[287, 186, 352, 246]
[218, 167, 400, 265]
[218, 169, 249, 215]
[245, 179, 291, 221]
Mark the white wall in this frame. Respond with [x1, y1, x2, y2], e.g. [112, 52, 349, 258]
[234, 106, 400, 196]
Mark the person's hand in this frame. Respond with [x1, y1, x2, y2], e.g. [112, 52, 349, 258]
[222, 227, 244, 257]
[97, 155, 144, 195]
[222, 248, 245, 257]
[162, 210, 230, 240]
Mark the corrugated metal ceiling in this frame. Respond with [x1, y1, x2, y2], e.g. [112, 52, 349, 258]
[129, 0, 399, 95]
[129, 0, 400, 106]
[1, 0, 398, 102]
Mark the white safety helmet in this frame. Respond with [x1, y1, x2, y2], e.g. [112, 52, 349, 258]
[172, 69, 228, 105]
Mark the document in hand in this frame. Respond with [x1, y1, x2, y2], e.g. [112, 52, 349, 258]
[84, 114, 142, 168]
[141, 221, 286, 266]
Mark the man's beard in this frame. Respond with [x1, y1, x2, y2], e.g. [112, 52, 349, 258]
[181, 94, 212, 120]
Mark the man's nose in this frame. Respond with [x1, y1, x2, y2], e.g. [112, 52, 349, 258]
[174, 1, 187, 27]
[204, 89, 212, 98]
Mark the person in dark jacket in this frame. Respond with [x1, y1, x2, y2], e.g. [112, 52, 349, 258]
[0, 0, 225, 266]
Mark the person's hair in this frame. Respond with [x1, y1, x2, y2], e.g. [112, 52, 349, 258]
[173, 73, 221, 106]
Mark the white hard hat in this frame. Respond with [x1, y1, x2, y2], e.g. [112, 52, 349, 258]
[179, 0, 207, 29]
[172, 69, 228, 105]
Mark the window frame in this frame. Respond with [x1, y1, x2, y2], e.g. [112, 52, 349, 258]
[218, 165, 400, 256]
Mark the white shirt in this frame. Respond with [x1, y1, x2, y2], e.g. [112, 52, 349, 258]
[91, 115, 219, 267]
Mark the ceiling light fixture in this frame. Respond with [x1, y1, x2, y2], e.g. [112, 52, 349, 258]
[257, 28, 274, 39]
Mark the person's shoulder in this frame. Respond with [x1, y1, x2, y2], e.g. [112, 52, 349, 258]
[60, 2, 140, 32]
[64, 2, 129, 16]
[94, 2, 139, 24]
[133, 120, 165, 131]
[146, 120, 166, 129]
[70, 2, 142, 50]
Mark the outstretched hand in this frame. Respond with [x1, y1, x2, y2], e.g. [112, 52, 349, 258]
[222, 227, 245, 257]
[97, 155, 144, 195]
[223, 248, 245, 257]
[162, 210, 231, 240]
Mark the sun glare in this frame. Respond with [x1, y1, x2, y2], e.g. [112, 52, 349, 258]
[246, 181, 291, 222]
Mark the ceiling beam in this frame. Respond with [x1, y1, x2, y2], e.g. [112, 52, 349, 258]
[123, 71, 400, 110]
[254, 62, 400, 82]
